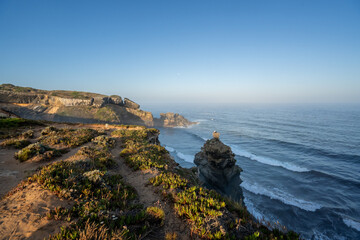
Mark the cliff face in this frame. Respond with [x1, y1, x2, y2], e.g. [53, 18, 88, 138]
[0, 84, 193, 128]
[194, 138, 244, 203]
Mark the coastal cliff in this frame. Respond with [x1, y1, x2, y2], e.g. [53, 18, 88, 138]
[0, 118, 300, 239]
[0, 84, 195, 128]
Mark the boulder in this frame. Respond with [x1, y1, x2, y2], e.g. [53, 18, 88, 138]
[124, 98, 140, 109]
[109, 95, 123, 105]
[194, 138, 244, 204]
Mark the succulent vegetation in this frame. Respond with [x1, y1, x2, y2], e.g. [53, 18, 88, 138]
[150, 172, 188, 189]
[116, 128, 169, 171]
[165, 232, 178, 240]
[1, 138, 31, 149]
[14, 142, 66, 162]
[91, 135, 115, 148]
[146, 206, 165, 225]
[29, 139, 162, 240]
[40, 127, 99, 147]
[0, 130, 34, 149]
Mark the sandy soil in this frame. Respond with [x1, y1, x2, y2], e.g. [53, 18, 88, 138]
[0, 183, 71, 240]
[0, 141, 87, 199]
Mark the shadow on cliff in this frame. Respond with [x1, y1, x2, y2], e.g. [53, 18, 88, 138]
[0, 103, 148, 126]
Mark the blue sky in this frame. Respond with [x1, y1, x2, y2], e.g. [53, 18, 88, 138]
[0, 0, 359, 104]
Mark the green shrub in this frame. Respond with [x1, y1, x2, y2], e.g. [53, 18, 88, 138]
[14, 143, 64, 162]
[91, 135, 115, 148]
[21, 130, 34, 138]
[146, 206, 165, 224]
[40, 128, 99, 147]
[0, 118, 43, 129]
[41, 126, 57, 135]
[150, 172, 188, 189]
[165, 232, 178, 240]
[1, 138, 31, 149]
[76, 146, 115, 170]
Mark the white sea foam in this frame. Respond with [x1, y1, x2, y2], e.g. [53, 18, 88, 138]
[165, 146, 175, 152]
[177, 152, 194, 163]
[193, 119, 208, 122]
[230, 145, 309, 172]
[311, 230, 347, 240]
[241, 182, 322, 212]
[342, 216, 360, 232]
[244, 198, 266, 221]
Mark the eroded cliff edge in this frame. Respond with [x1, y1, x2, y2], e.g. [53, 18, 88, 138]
[0, 84, 196, 128]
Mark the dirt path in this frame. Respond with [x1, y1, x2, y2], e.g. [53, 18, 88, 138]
[110, 141, 192, 240]
[0, 143, 87, 198]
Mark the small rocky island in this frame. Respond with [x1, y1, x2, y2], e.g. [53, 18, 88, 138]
[194, 136, 244, 204]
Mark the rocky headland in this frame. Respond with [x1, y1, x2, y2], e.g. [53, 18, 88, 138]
[194, 137, 244, 204]
[0, 84, 196, 128]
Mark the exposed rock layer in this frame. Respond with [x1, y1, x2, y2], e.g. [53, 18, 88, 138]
[194, 138, 244, 203]
[0, 84, 193, 128]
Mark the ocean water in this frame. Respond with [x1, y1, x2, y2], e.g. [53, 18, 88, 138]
[143, 103, 360, 240]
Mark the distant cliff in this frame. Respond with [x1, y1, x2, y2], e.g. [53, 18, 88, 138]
[0, 84, 195, 127]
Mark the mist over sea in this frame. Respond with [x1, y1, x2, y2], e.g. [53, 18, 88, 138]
[144, 103, 360, 240]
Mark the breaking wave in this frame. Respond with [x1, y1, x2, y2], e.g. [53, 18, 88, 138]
[342, 216, 360, 232]
[165, 145, 175, 152]
[177, 152, 194, 163]
[241, 182, 322, 212]
[230, 145, 309, 172]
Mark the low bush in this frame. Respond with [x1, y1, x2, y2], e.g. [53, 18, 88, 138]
[146, 206, 165, 225]
[0, 118, 43, 129]
[0, 129, 35, 149]
[1, 138, 31, 149]
[40, 128, 99, 147]
[91, 135, 115, 148]
[150, 172, 188, 189]
[174, 186, 226, 239]
[14, 143, 65, 162]
[76, 146, 115, 170]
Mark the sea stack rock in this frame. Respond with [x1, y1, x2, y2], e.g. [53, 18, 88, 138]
[194, 137, 244, 204]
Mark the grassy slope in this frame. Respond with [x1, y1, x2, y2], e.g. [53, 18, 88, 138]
[0, 84, 106, 99]
[0, 118, 300, 240]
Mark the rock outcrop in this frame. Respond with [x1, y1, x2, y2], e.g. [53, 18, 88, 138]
[123, 98, 140, 109]
[154, 112, 196, 127]
[194, 138, 244, 203]
[0, 84, 193, 128]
